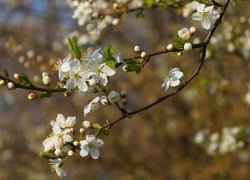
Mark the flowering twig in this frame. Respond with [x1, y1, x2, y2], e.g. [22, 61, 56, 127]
[96, 0, 232, 137]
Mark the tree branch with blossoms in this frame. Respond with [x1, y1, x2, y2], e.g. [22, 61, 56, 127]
[2, 0, 250, 178]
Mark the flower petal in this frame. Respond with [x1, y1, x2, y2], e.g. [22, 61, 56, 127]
[80, 146, 90, 157]
[90, 147, 100, 159]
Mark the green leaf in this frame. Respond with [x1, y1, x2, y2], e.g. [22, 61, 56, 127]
[173, 35, 187, 49]
[103, 45, 116, 69]
[39, 152, 53, 159]
[20, 73, 31, 86]
[125, 59, 142, 73]
[3, 67, 9, 78]
[144, 0, 154, 7]
[68, 35, 82, 59]
[92, 123, 102, 129]
[39, 92, 51, 98]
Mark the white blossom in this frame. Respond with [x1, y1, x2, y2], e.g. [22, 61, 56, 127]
[80, 134, 104, 159]
[83, 97, 101, 117]
[42, 114, 75, 152]
[162, 68, 184, 92]
[191, 3, 220, 29]
[49, 158, 66, 177]
[57, 54, 71, 80]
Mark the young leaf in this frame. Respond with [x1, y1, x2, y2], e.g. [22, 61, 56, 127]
[103, 45, 116, 69]
[3, 67, 9, 78]
[68, 35, 82, 59]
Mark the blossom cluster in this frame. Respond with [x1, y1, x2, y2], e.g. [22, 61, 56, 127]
[42, 114, 104, 177]
[183, 1, 220, 29]
[194, 126, 249, 156]
[56, 48, 117, 93]
[67, 0, 144, 37]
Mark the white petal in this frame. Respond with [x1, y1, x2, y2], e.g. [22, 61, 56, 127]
[93, 139, 104, 148]
[99, 73, 108, 86]
[201, 18, 211, 29]
[170, 79, 180, 87]
[80, 146, 90, 157]
[101, 64, 116, 76]
[84, 104, 91, 117]
[86, 134, 96, 143]
[65, 117, 76, 128]
[56, 114, 66, 128]
[55, 167, 66, 177]
[191, 12, 202, 21]
[65, 78, 77, 90]
[90, 147, 100, 159]
[163, 80, 171, 91]
[80, 140, 88, 147]
[77, 81, 88, 92]
[61, 62, 70, 72]
[204, 5, 214, 12]
[196, 3, 205, 12]
[63, 134, 73, 142]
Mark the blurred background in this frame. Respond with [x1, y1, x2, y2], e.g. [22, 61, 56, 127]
[0, 0, 250, 179]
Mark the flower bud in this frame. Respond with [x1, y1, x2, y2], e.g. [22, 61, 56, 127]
[189, 26, 196, 34]
[82, 120, 92, 129]
[54, 148, 62, 156]
[79, 128, 85, 134]
[14, 73, 22, 83]
[73, 141, 79, 146]
[178, 28, 191, 40]
[42, 72, 51, 86]
[122, 98, 127, 105]
[100, 96, 110, 105]
[112, 18, 119, 26]
[64, 91, 71, 97]
[184, 42, 192, 51]
[140, 51, 147, 58]
[120, 90, 127, 98]
[67, 150, 73, 156]
[134, 45, 141, 52]
[167, 44, 174, 51]
[0, 79, 5, 86]
[28, 93, 38, 100]
[7, 82, 15, 89]
[89, 78, 98, 86]
[108, 91, 120, 103]
[122, 65, 128, 72]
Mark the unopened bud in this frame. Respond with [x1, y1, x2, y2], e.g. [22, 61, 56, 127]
[167, 44, 174, 51]
[120, 90, 127, 98]
[79, 128, 85, 134]
[140, 51, 147, 58]
[108, 91, 120, 103]
[67, 150, 74, 156]
[184, 42, 192, 51]
[100, 96, 110, 105]
[7, 82, 15, 89]
[54, 149, 62, 156]
[0, 79, 5, 85]
[28, 92, 38, 100]
[190, 26, 196, 34]
[73, 141, 79, 146]
[89, 78, 98, 86]
[122, 65, 128, 72]
[82, 120, 92, 129]
[122, 98, 127, 105]
[64, 91, 71, 97]
[42, 72, 51, 86]
[134, 45, 141, 52]
[112, 18, 119, 26]
[14, 73, 22, 83]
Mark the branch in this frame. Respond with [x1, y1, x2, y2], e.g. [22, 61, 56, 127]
[96, 0, 232, 136]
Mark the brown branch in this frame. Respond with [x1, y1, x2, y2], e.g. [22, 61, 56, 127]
[96, 0, 231, 136]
